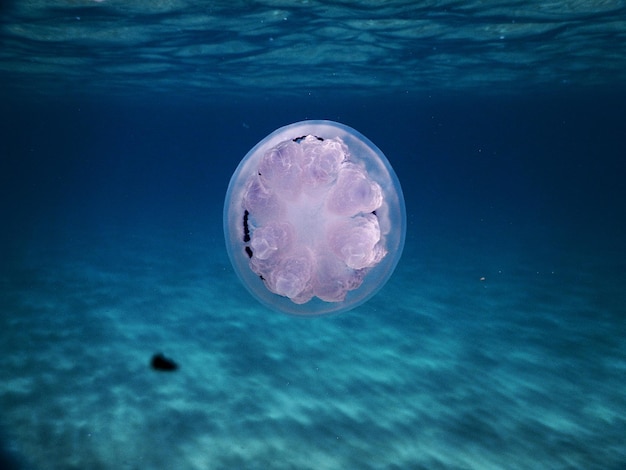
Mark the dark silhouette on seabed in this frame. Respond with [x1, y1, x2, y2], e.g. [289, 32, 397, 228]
[150, 353, 178, 372]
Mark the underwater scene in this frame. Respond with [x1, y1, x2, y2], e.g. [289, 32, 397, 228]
[1, 1, 625, 469]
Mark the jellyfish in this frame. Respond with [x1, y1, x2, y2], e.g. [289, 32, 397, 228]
[223, 121, 406, 316]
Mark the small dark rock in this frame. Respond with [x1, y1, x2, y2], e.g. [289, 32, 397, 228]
[150, 353, 178, 371]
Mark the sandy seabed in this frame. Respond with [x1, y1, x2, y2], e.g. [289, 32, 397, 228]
[1, 224, 625, 470]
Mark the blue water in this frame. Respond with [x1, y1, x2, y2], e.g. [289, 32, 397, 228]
[2, 2, 626, 469]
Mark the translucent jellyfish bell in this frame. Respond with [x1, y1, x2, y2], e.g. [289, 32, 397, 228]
[224, 120, 406, 316]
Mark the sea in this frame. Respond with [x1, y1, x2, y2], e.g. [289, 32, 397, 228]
[1, 1, 625, 469]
